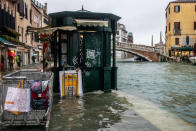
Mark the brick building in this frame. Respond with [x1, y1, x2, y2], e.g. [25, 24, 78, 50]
[0, 0, 18, 71]
[0, 0, 48, 71]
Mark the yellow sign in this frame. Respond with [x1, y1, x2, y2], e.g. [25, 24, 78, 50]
[61, 73, 78, 96]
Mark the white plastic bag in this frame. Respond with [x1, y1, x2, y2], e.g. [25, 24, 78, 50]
[4, 87, 31, 114]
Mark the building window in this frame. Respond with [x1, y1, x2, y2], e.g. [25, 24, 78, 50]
[175, 38, 179, 45]
[21, 27, 23, 43]
[169, 7, 170, 14]
[25, 3, 28, 19]
[34, 32, 39, 42]
[174, 22, 181, 35]
[44, 18, 48, 24]
[169, 23, 170, 31]
[194, 22, 196, 30]
[174, 5, 180, 13]
[166, 26, 167, 33]
[17, 3, 20, 12]
[34, 14, 39, 27]
[31, 33, 33, 44]
[195, 5, 196, 12]
[186, 36, 189, 45]
[30, 9, 32, 24]
[18, 0, 25, 16]
[18, 26, 24, 43]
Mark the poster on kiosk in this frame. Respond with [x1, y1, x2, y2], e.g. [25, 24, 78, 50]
[59, 70, 83, 97]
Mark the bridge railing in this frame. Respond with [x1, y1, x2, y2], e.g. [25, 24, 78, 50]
[116, 44, 164, 54]
[117, 44, 154, 52]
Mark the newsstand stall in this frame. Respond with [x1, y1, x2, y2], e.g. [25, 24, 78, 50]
[48, 10, 121, 94]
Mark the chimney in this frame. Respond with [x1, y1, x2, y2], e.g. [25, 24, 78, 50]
[151, 35, 154, 47]
[44, 3, 47, 14]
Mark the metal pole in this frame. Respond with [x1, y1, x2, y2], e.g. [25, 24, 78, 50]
[54, 31, 57, 68]
[112, 21, 117, 90]
[113, 29, 116, 67]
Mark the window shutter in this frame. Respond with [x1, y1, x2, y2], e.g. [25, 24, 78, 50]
[25, 3, 28, 19]
[19, 0, 22, 15]
[30, 9, 32, 24]
[24, 3, 26, 17]
[175, 38, 179, 45]
[169, 7, 170, 14]
[169, 23, 170, 31]
[22, 0, 24, 16]
[182, 37, 186, 46]
[189, 37, 193, 45]
[26, 5, 28, 19]
[186, 36, 189, 45]
[195, 5, 196, 12]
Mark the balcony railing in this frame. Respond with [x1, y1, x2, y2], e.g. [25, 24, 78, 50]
[174, 29, 181, 35]
[0, 8, 15, 30]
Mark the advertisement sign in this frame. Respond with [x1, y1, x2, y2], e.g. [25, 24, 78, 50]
[59, 70, 83, 97]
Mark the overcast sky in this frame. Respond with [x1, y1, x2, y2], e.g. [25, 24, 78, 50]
[41, 0, 173, 46]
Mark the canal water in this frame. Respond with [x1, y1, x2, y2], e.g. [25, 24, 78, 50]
[1, 60, 196, 131]
[117, 60, 196, 124]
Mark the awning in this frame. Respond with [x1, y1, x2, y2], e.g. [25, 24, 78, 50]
[74, 19, 108, 27]
[171, 46, 194, 51]
[0, 37, 16, 48]
[34, 48, 39, 52]
[27, 26, 77, 34]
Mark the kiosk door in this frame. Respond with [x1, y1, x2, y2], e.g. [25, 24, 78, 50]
[83, 32, 104, 92]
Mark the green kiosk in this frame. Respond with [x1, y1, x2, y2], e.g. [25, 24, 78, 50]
[49, 9, 121, 93]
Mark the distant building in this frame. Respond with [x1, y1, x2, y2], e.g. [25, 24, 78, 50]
[15, 0, 48, 66]
[127, 32, 133, 45]
[116, 23, 128, 47]
[15, 0, 33, 66]
[155, 43, 166, 55]
[165, 0, 196, 57]
[154, 31, 166, 55]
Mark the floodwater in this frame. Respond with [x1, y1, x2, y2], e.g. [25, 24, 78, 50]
[1, 60, 196, 131]
[117, 60, 196, 124]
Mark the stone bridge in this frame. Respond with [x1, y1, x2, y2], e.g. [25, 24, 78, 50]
[116, 44, 161, 62]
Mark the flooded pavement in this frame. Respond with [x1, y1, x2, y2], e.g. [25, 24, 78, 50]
[1, 61, 196, 131]
[0, 92, 160, 131]
[49, 92, 160, 131]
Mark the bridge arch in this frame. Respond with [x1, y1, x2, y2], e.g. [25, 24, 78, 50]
[116, 47, 152, 62]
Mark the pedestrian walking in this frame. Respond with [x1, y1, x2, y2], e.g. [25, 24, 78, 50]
[32, 55, 35, 64]
[1, 54, 4, 71]
[16, 55, 21, 67]
[8, 55, 13, 70]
